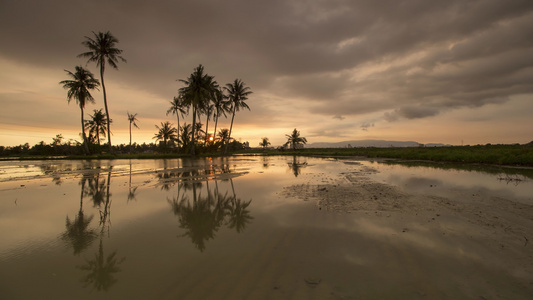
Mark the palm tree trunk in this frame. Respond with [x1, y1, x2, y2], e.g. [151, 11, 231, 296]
[204, 114, 210, 146]
[176, 115, 181, 149]
[81, 107, 90, 155]
[129, 122, 132, 153]
[190, 106, 197, 156]
[100, 65, 113, 154]
[224, 107, 236, 155]
[213, 111, 219, 142]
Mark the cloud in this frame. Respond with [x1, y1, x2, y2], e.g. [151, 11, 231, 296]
[1, 0, 533, 146]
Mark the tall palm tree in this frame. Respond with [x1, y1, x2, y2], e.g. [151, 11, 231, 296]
[178, 64, 218, 156]
[127, 112, 139, 153]
[223, 79, 252, 154]
[285, 128, 307, 150]
[60, 66, 100, 155]
[78, 31, 126, 154]
[166, 96, 188, 137]
[85, 109, 108, 149]
[153, 121, 177, 150]
[212, 88, 230, 140]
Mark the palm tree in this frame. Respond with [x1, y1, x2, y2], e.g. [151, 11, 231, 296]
[153, 121, 177, 150]
[60, 66, 100, 155]
[217, 128, 231, 145]
[85, 109, 108, 149]
[178, 64, 218, 156]
[78, 31, 126, 154]
[178, 123, 192, 150]
[127, 112, 139, 153]
[166, 96, 188, 136]
[212, 88, 230, 140]
[285, 128, 307, 150]
[223, 79, 252, 154]
[259, 137, 271, 149]
[203, 103, 214, 145]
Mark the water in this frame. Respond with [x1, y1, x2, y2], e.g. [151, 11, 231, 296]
[0, 156, 532, 299]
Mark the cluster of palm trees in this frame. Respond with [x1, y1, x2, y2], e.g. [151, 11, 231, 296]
[60, 31, 251, 156]
[156, 64, 252, 155]
[60, 31, 126, 155]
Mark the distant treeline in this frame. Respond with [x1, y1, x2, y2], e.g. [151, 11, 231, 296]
[0, 139, 247, 158]
[242, 143, 533, 166]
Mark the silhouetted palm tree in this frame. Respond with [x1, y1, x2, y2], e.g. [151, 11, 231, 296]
[60, 66, 100, 155]
[285, 128, 307, 150]
[166, 96, 188, 138]
[212, 88, 230, 141]
[153, 121, 177, 150]
[127, 112, 139, 153]
[85, 109, 108, 149]
[224, 79, 252, 154]
[178, 123, 192, 151]
[78, 31, 126, 153]
[259, 137, 271, 149]
[217, 128, 231, 145]
[178, 65, 218, 156]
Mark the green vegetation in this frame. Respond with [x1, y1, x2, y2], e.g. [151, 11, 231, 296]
[239, 144, 533, 167]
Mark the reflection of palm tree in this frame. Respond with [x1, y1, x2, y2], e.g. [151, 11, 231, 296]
[288, 155, 307, 177]
[227, 197, 253, 233]
[169, 174, 253, 251]
[78, 237, 125, 292]
[227, 178, 253, 232]
[62, 175, 97, 255]
[127, 160, 138, 202]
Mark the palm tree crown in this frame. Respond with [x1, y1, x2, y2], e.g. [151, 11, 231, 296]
[78, 31, 126, 153]
[285, 128, 307, 150]
[127, 112, 139, 153]
[153, 121, 177, 148]
[85, 109, 108, 148]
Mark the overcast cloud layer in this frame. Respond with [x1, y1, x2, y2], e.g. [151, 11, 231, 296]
[1, 0, 532, 146]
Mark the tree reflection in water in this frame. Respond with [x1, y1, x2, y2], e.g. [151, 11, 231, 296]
[169, 167, 253, 252]
[288, 155, 308, 177]
[62, 171, 97, 255]
[61, 162, 124, 292]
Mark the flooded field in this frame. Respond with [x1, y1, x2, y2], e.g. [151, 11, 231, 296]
[0, 156, 532, 299]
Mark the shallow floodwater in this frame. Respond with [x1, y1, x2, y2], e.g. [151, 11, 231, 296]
[0, 156, 532, 299]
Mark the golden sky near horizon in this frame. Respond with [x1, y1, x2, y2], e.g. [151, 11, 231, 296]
[1, 0, 532, 147]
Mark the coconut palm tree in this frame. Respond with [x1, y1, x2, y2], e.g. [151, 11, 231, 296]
[223, 79, 252, 154]
[60, 66, 100, 155]
[85, 109, 108, 149]
[285, 128, 307, 150]
[78, 31, 126, 154]
[217, 128, 231, 145]
[178, 64, 218, 156]
[259, 137, 271, 149]
[212, 88, 230, 140]
[153, 121, 177, 150]
[127, 112, 139, 153]
[166, 96, 188, 136]
[178, 123, 192, 150]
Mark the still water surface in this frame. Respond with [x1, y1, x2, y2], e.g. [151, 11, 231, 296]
[0, 156, 532, 299]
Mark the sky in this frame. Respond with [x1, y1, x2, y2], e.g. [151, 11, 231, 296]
[1, 0, 532, 148]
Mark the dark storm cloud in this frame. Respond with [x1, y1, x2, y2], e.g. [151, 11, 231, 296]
[1, 0, 533, 123]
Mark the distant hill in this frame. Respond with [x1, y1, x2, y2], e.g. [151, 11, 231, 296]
[307, 139, 449, 148]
